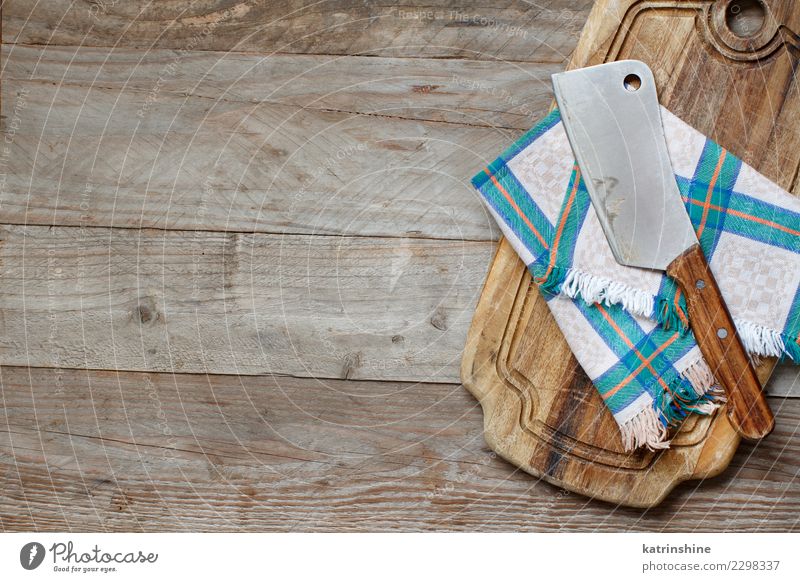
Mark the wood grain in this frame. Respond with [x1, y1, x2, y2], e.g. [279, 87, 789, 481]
[0, 44, 558, 238]
[0, 224, 491, 382]
[462, 0, 800, 507]
[2, 0, 593, 63]
[3, 44, 557, 131]
[667, 243, 774, 440]
[1, 366, 798, 532]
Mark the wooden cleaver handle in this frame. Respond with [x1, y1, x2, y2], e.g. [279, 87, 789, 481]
[666, 243, 774, 440]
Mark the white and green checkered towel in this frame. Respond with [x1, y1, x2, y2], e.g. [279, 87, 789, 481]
[472, 107, 800, 450]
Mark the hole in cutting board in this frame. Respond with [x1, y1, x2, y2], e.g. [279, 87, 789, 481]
[725, 0, 766, 38]
[623, 73, 641, 92]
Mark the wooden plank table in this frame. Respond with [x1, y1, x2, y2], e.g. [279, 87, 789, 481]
[1, 0, 798, 531]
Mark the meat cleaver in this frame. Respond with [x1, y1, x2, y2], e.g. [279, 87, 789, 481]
[552, 60, 774, 440]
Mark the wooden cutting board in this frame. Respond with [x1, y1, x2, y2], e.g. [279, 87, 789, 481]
[461, 0, 800, 508]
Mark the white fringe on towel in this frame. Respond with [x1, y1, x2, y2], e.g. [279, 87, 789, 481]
[560, 268, 655, 320]
[679, 357, 718, 397]
[558, 267, 793, 360]
[735, 318, 787, 359]
[619, 357, 723, 451]
[619, 405, 670, 452]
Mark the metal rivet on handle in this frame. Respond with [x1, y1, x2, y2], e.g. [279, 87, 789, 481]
[717, 328, 728, 339]
[696, 279, 706, 289]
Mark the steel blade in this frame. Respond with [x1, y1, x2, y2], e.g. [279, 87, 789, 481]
[552, 60, 696, 271]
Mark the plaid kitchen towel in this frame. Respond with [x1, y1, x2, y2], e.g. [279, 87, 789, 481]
[472, 107, 800, 451]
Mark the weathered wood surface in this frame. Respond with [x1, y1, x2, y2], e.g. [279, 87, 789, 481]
[1, 0, 798, 530]
[1, 366, 798, 531]
[3, 0, 592, 62]
[1, 44, 555, 238]
[3, 44, 555, 131]
[462, 0, 800, 507]
[771, 365, 799, 398]
[0, 224, 491, 382]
